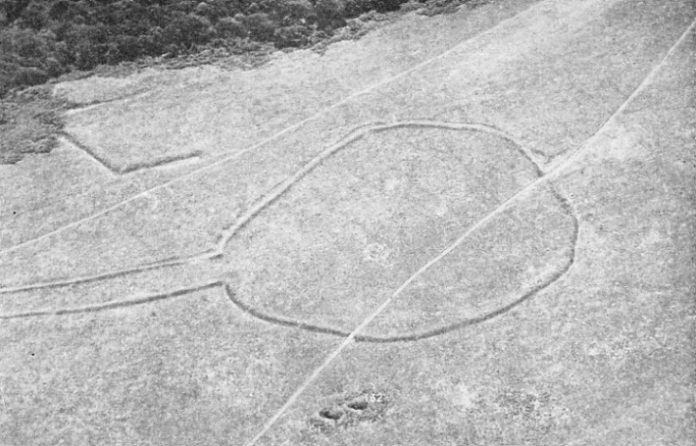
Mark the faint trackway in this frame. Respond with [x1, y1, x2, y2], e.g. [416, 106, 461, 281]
[0, 120, 577, 346]
[242, 19, 696, 446]
[0, 0, 542, 255]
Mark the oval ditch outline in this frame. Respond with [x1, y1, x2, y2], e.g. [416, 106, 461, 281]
[222, 120, 578, 339]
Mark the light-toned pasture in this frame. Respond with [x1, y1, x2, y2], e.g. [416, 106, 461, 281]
[1, 0, 694, 444]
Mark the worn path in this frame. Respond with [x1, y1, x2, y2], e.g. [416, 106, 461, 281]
[1, 0, 694, 444]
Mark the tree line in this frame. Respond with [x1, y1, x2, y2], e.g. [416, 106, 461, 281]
[0, 0, 409, 95]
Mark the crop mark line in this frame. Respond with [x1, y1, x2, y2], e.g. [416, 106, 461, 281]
[242, 17, 696, 446]
[0, 282, 221, 319]
[1, 0, 545, 255]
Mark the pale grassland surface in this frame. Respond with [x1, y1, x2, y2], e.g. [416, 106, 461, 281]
[0, 0, 693, 445]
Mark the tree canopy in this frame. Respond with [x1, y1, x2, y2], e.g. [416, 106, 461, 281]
[0, 0, 416, 94]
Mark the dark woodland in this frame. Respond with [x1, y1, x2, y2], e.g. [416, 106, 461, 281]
[0, 0, 413, 94]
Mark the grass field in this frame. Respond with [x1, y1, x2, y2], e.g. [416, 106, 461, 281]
[0, 0, 693, 444]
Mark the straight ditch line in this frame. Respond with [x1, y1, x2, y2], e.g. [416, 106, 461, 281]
[0, 251, 221, 294]
[59, 133, 121, 174]
[60, 133, 202, 174]
[242, 17, 696, 446]
[0, 282, 221, 319]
